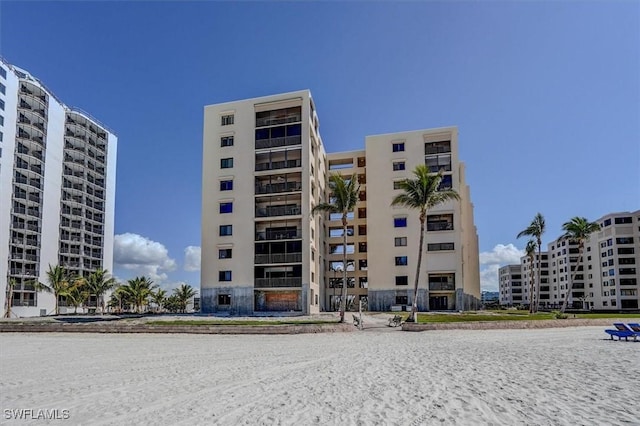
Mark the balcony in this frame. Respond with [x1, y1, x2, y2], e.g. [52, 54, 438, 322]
[429, 282, 455, 291]
[255, 135, 301, 150]
[254, 253, 302, 264]
[256, 228, 302, 241]
[255, 181, 302, 195]
[254, 277, 302, 288]
[256, 205, 301, 218]
[427, 222, 454, 231]
[255, 159, 302, 172]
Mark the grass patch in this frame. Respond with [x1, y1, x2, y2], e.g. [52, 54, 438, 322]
[146, 320, 340, 326]
[415, 311, 640, 323]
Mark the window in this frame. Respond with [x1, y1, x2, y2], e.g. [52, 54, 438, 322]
[0, 67, 6, 78]
[0, 99, 4, 110]
[221, 158, 233, 168]
[395, 256, 408, 266]
[219, 202, 233, 214]
[427, 214, 454, 231]
[614, 217, 632, 224]
[395, 294, 408, 305]
[221, 114, 234, 126]
[394, 217, 407, 228]
[0, 115, 4, 126]
[392, 142, 405, 152]
[220, 180, 233, 191]
[0, 82, 4, 94]
[358, 225, 367, 236]
[425, 140, 451, 155]
[393, 161, 405, 171]
[359, 259, 368, 271]
[221, 136, 234, 147]
[219, 271, 232, 281]
[427, 242, 455, 251]
[218, 249, 232, 259]
[219, 225, 232, 236]
[395, 276, 408, 286]
[393, 180, 403, 190]
[358, 242, 367, 253]
[394, 237, 407, 246]
[358, 208, 367, 219]
[218, 294, 231, 305]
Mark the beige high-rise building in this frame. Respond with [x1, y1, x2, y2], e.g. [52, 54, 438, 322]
[201, 93, 480, 315]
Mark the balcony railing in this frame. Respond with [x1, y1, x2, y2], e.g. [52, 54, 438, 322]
[255, 181, 302, 195]
[254, 253, 303, 264]
[425, 145, 451, 155]
[254, 277, 302, 288]
[255, 159, 302, 171]
[427, 164, 452, 173]
[429, 282, 455, 291]
[256, 206, 302, 218]
[427, 222, 454, 231]
[255, 135, 302, 150]
[255, 229, 302, 240]
[256, 114, 301, 127]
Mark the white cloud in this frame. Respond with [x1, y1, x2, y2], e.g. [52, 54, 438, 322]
[479, 244, 524, 292]
[184, 246, 201, 272]
[114, 233, 177, 283]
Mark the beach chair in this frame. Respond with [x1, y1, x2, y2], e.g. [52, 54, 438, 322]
[627, 323, 640, 337]
[604, 323, 637, 341]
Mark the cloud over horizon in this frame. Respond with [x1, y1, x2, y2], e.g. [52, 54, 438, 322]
[479, 244, 524, 291]
[184, 246, 201, 272]
[113, 233, 177, 283]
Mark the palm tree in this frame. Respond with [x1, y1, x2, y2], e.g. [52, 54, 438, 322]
[65, 276, 88, 314]
[517, 213, 545, 313]
[559, 217, 601, 313]
[150, 288, 167, 313]
[312, 173, 360, 323]
[173, 284, 197, 313]
[3, 279, 18, 319]
[40, 265, 72, 315]
[524, 240, 537, 313]
[107, 285, 129, 314]
[86, 268, 117, 314]
[391, 166, 460, 322]
[121, 276, 156, 313]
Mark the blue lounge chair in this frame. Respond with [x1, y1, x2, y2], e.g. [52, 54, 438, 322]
[604, 323, 637, 341]
[628, 323, 640, 337]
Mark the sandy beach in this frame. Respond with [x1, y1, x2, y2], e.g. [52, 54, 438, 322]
[1, 326, 638, 425]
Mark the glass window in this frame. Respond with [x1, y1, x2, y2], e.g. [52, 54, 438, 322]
[393, 181, 403, 190]
[395, 256, 408, 266]
[392, 142, 405, 152]
[218, 294, 231, 305]
[221, 136, 234, 147]
[0, 99, 4, 111]
[221, 158, 233, 168]
[221, 114, 234, 126]
[219, 202, 233, 214]
[394, 237, 407, 246]
[0, 82, 5, 94]
[394, 217, 407, 227]
[0, 67, 6, 79]
[219, 271, 232, 281]
[395, 276, 408, 286]
[218, 249, 232, 259]
[393, 161, 405, 171]
[220, 180, 233, 191]
[219, 225, 233, 236]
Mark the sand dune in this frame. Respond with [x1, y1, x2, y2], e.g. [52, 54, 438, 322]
[1, 327, 638, 425]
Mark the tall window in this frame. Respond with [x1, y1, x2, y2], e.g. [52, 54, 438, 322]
[221, 114, 234, 126]
[221, 158, 234, 168]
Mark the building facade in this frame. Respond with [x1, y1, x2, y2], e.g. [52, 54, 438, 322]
[0, 60, 117, 317]
[201, 92, 481, 315]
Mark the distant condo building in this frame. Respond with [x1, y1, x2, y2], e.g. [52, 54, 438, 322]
[499, 210, 639, 310]
[201, 90, 480, 315]
[0, 59, 117, 317]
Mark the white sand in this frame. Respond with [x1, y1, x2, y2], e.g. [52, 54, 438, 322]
[1, 326, 638, 425]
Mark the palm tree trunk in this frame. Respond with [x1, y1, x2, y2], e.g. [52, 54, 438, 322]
[339, 214, 348, 323]
[529, 255, 535, 314]
[55, 294, 59, 316]
[408, 215, 426, 322]
[535, 238, 542, 313]
[4, 283, 14, 319]
[560, 243, 584, 314]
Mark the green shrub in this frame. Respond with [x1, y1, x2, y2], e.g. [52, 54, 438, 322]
[552, 311, 569, 319]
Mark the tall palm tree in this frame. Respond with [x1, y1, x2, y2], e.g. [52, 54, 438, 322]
[150, 288, 167, 313]
[173, 284, 197, 313]
[40, 265, 71, 315]
[560, 217, 601, 313]
[86, 268, 117, 314]
[391, 166, 460, 322]
[65, 276, 88, 314]
[312, 173, 360, 323]
[517, 213, 545, 313]
[3, 279, 18, 319]
[524, 240, 537, 314]
[121, 276, 156, 313]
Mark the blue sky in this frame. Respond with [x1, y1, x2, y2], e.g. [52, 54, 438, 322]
[1, 1, 638, 292]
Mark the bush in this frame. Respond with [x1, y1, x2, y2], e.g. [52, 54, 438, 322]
[552, 311, 569, 319]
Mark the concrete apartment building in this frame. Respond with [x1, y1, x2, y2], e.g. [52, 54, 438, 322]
[0, 59, 117, 317]
[499, 211, 639, 310]
[201, 91, 481, 315]
[499, 252, 549, 307]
